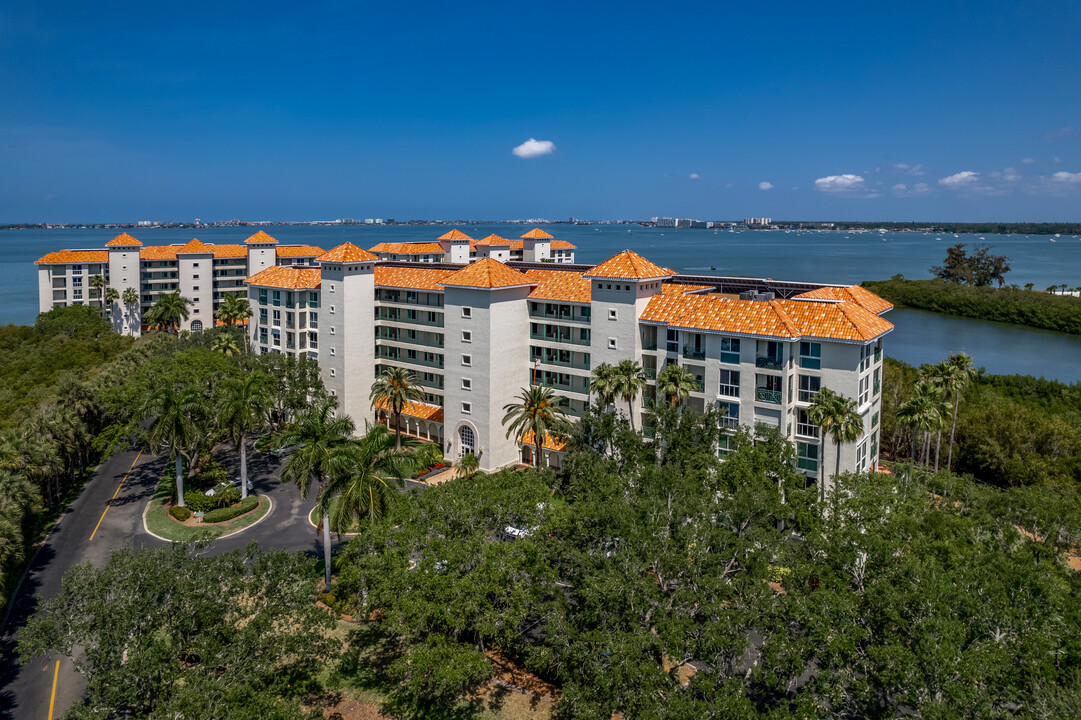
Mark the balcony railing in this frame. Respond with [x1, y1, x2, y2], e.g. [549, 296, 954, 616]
[718, 416, 739, 429]
[377, 293, 444, 308]
[641, 338, 658, 350]
[756, 355, 783, 369]
[529, 307, 590, 323]
[683, 347, 706, 360]
[530, 329, 590, 347]
[534, 355, 591, 371]
[796, 458, 819, 472]
[755, 388, 781, 404]
[530, 374, 588, 394]
[376, 329, 444, 348]
[375, 348, 444, 370]
[798, 389, 819, 403]
[718, 383, 739, 398]
[642, 426, 656, 439]
[643, 367, 657, 379]
[796, 422, 818, 438]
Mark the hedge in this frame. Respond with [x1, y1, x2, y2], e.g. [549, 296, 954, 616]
[169, 505, 192, 521]
[202, 496, 259, 524]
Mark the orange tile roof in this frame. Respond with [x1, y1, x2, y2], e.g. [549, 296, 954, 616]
[585, 250, 670, 280]
[640, 293, 893, 342]
[175, 238, 215, 254]
[374, 265, 456, 291]
[524, 269, 592, 303]
[550, 240, 576, 250]
[661, 283, 713, 295]
[244, 230, 278, 244]
[105, 232, 142, 247]
[793, 285, 894, 315]
[437, 229, 473, 241]
[368, 242, 446, 255]
[439, 258, 536, 290]
[316, 242, 378, 263]
[35, 250, 109, 264]
[373, 397, 444, 423]
[275, 244, 326, 258]
[138, 243, 247, 260]
[245, 266, 322, 290]
[477, 234, 511, 245]
[521, 228, 554, 239]
[520, 429, 566, 452]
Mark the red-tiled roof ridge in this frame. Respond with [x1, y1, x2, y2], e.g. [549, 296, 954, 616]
[35, 250, 110, 264]
[476, 234, 511, 245]
[437, 229, 473, 241]
[768, 300, 801, 337]
[245, 266, 322, 290]
[521, 228, 554, 239]
[244, 230, 278, 244]
[316, 242, 378, 263]
[106, 233, 142, 247]
[584, 250, 671, 280]
[176, 238, 214, 254]
[439, 258, 536, 289]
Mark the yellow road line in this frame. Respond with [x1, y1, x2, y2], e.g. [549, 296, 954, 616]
[89, 451, 142, 542]
[47, 660, 59, 720]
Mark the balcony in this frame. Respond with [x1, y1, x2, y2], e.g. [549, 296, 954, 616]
[755, 388, 781, 404]
[642, 426, 656, 439]
[376, 329, 444, 348]
[874, 347, 882, 363]
[534, 354, 591, 371]
[873, 380, 880, 396]
[756, 355, 783, 370]
[376, 308, 444, 328]
[796, 422, 818, 438]
[718, 416, 739, 430]
[529, 307, 589, 323]
[377, 292, 444, 308]
[529, 329, 590, 347]
[376, 347, 444, 370]
[682, 346, 706, 360]
[643, 367, 657, 380]
[718, 383, 739, 398]
[796, 458, 819, 472]
[530, 373, 587, 394]
[641, 338, 658, 350]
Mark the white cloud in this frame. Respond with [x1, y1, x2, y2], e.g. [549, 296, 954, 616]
[814, 174, 866, 194]
[1052, 171, 1081, 183]
[688, 173, 699, 180]
[1021, 157, 1036, 164]
[512, 138, 556, 159]
[913, 182, 930, 194]
[892, 163, 925, 175]
[938, 170, 980, 187]
[758, 181, 774, 190]
[892, 183, 907, 192]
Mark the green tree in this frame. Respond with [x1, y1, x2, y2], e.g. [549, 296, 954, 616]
[89, 273, 106, 310]
[278, 399, 356, 589]
[455, 448, 481, 479]
[144, 292, 192, 334]
[612, 359, 648, 431]
[143, 386, 206, 507]
[590, 361, 618, 410]
[501, 385, 570, 468]
[369, 366, 424, 451]
[210, 332, 241, 356]
[807, 387, 863, 497]
[940, 352, 974, 470]
[655, 363, 697, 408]
[103, 286, 120, 324]
[216, 293, 253, 327]
[217, 374, 272, 499]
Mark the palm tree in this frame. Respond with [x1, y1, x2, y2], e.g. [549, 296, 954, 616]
[612, 359, 648, 432]
[369, 367, 424, 451]
[217, 293, 252, 327]
[143, 386, 207, 507]
[217, 375, 272, 499]
[211, 333, 242, 356]
[940, 352, 974, 470]
[655, 363, 696, 408]
[897, 381, 943, 467]
[103, 287, 120, 323]
[502, 385, 570, 468]
[590, 362, 618, 410]
[122, 287, 139, 328]
[89, 274, 106, 310]
[456, 449, 481, 479]
[145, 292, 192, 334]
[322, 423, 437, 531]
[278, 400, 356, 590]
[807, 387, 863, 500]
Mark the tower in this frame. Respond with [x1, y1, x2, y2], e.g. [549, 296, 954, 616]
[105, 232, 144, 336]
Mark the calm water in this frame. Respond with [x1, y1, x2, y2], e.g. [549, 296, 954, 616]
[3, 225, 1079, 381]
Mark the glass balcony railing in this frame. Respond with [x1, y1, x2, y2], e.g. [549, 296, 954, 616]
[796, 422, 818, 437]
[873, 381, 880, 396]
[683, 347, 706, 360]
[641, 338, 658, 350]
[529, 330, 590, 347]
[756, 355, 783, 369]
[797, 458, 818, 472]
[755, 388, 782, 404]
[643, 367, 657, 379]
[874, 347, 882, 363]
[718, 416, 739, 429]
[718, 383, 739, 398]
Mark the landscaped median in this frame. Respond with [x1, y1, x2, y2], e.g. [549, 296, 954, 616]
[144, 470, 272, 542]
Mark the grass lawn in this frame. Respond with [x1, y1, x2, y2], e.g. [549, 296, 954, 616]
[145, 489, 271, 542]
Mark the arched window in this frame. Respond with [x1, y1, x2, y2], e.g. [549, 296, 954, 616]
[459, 426, 475, 456]
[190, 320, 204, 332]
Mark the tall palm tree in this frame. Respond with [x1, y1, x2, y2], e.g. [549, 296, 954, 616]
[145, 292, 192, 334]
[217, 375, 272, 499]
[122, 287, 139, 328]
[612, 359, 648, 432]
[211, 333, 242, 356]
[896, 381, 943, 467]
[322, 423, 437, 531]
[89, 274, 106, 310]
[655, 363, 697, 408]
[143, 386, 207, 507]
[103, 287, 120, 323]
[923, 363, 958, 471]
[278, 400, 356, 590]
[940, 352, 974, 470]
[369, 367, 424, 451]
[807, 387, 863, 500]
[502, 385, 570, 468]
[589, 362, 618, 410]
[216, 293, 252, 327]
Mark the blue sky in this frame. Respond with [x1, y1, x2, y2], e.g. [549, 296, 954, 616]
[2, 1, 1080, 223]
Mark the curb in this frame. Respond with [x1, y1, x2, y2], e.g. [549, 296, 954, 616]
[141, 495, 274, 543]
[307, 505, 360, 537]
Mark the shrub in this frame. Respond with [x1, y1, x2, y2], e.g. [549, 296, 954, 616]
[183, 489, 218, 513]
[168, 505, 192, 522]
[212, 485, 241, 508]
[203, 496, 259, 524]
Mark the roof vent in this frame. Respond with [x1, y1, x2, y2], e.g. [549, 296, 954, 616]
[754, 292, 776, 301]
[739, 290, 757, 301]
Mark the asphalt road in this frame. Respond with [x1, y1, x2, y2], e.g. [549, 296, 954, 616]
[0, 443, 341, 720]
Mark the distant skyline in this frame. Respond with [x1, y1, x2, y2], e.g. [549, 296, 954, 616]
[1, 1, 1080, 223]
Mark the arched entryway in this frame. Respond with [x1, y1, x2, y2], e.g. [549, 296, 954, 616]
[459, 425, 475, 456]
[190, 320, 204, 332]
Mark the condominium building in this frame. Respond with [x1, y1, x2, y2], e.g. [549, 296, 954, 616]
[244, 236, 893, 489]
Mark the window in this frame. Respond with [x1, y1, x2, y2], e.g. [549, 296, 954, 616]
[329, 305, 335, 313]
[799, 342, 821, 369]
[720, 337, 740, 364]
[608, 338, 617, 349]
[796, 442, 819, 472]
[329, 326, 335, 335]
[717, 401, 740, 429]
[462, 378, 472, 390]
[193, 274, 199, 279]
[330, 347, 335, 356]
[462, 354, 471, 366]
[718, 369, 740, 397]
[872, 411, 879, 428]
[796, 408, 817, 437]
[329, 368, 336, 377]
[462, 307, 471, 318]
[462, 330, 471, 343]
[717, 434, 734, 459]
[192, 286, 199, 291]
[856, 440, 868, 471]
[608, 308, 617, 321]
[459, 426, 475, 455]
[272, 310, 281, 326]
[259, 309, 267, 325]
[798, 374, 821, 402]
[192, 262, 199, 268]
[858, 376, 870, 406]
[462, 402, 472, 414]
